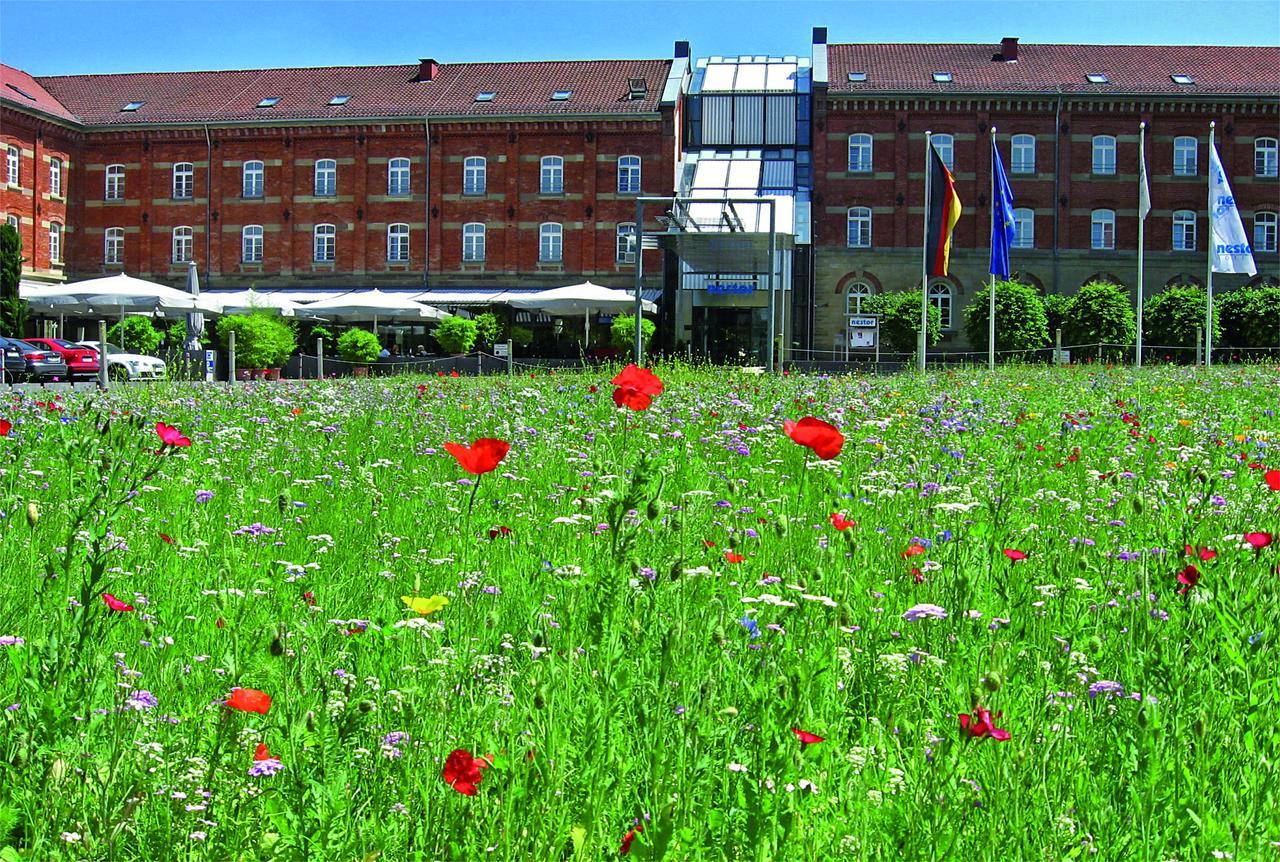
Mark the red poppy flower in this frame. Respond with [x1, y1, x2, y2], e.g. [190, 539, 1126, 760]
[611, 365, 664, 411]
[702, 540, 716, 549]
[619, 825, 644, 856]
[254, 743, 272, 761]
[1003, 548, 1027, 562]
[959, 706, 1010, 741]
[226, 687, 272, 715]
[588, 385, 598, 394]
[1185, 544, 1217, 562]
[102, 593, 134, 612]
[155, 422, 192, 448]
[1265, 469, 1280, 492]
[442, 748, 491, 796]
[829, 512, 855, 531]
[911, 567, 925, 584]
[783, 417, 844, 460]
[302, 591, 316, 607]
[1176, 564, 1201, 594]
[488, 526, 513, 539]
[0, 419, 10, 437]
[159, 532, 175, 545]
[901, 543, 926, 559]
[724, 551, 746, 564]
[1245, 532, 1274, 550]
[791, 728, 824, 745]
[444, 438, 511, 475]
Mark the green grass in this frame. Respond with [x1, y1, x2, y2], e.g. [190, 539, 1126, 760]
[1, 362, 1279, 861]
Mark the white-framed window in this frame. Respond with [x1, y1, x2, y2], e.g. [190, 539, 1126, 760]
[1255, 211, 1278, 253]
[387, 223, 410, 261]
[848, 134, 873, 173]
[929, 281, 953, 329]
[1257, 138, 1279, 177]
[314, 159, 336, 196]
[845, 282, 872, 315]
[172, 225, 193, 262]
[388, 157, 411, 196]
[463, 157, 486, 195]
[105, 164, 124, 201]
[241, 225, 263, 262]
[1092, 136, 1116, 175]
[616, 222, 636, 263]
[1091, 209, 1115, 250]
[313, 223, 335, 261]
[846, 207, 871, 248]
[49, 158, 62, 196]
[539, 222, 563, 262]
[104, 227, 124, 265]
[1011, 135, 1035, 174]
[1172, 210, 1196, 251]
[173, 162, 194, 199]
[1012, 207, 1034, 248]
[5, 146, 17, 186]
[932, 134, 954, 170]
[540, 156, 564, 194]
[242, 160, 264, 198]
[462, 222, 486, 262]
[4, 214, 17, 229]
[617, 155, 641, 194]
[48, 222, 62, 262]
[1173, 136, 1197, 177]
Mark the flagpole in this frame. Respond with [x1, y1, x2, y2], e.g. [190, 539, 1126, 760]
[1136, 121, 1146, 369]
[989, 126, 997, 371]
[1205, 121, 1214, 368]
[920, 131, 932, 373]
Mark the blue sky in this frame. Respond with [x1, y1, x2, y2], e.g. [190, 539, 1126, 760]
[3, 0, 1277, 75]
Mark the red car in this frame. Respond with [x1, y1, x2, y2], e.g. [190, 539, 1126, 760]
[26, 338, 101, 378]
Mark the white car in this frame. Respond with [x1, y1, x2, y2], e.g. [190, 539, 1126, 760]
[78, 341, 168, 382]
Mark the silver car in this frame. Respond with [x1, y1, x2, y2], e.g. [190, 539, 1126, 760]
[78, 341, 167, 381]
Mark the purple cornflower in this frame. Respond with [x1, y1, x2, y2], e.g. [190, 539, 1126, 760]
[194, 490, 215, 504]
[248, 758, 285, 777]
[738, 615, 760, 640]
[0, 636, 23, 647]
[902, 603, 948, 622]
[125, 690, 158, 711]
[1088, 680, 1127, 699]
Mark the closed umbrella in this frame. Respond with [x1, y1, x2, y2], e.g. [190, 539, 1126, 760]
[185, 262, 204, 352]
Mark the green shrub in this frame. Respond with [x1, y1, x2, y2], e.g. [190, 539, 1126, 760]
[963, 280, 1050, 353]
[336, 328, 381, 364]
[0, 224, 26, 338]
[610, 314, 656, 352]
[1216, 284, 1280, 349]
[509, 325, 534, 347]
[216, 313, 296, 368]
[311, 325, 336, 352]
[1060, 282, 1135, 354]
[473, 312, 501, 347]
[433, 316, 478, 354]
[107, 316, 162, 355]
[1142, 285, 1220, 349]
[1041, 293, 1071, 340]
[861, 291, 941, 354]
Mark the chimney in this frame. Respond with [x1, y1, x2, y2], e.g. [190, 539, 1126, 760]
[416, 58, 439, 82]
[813, 26, 828, 45]
[999, 37, 1018, 62]
[674, 40, 690, 59]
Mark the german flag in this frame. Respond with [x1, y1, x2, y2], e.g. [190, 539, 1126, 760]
[926, 140, 963, 276]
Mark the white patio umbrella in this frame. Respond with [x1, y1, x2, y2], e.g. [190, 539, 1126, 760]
[22, 273, 224, 316]
[295, 290, 450, 329]
[210, 290, 306, 317]
[508, 281, 656, 347]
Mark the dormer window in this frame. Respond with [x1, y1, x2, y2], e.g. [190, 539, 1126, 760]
[475, 91, 495, 102]
[256, 97, 280, 108]
[1086, 73, 1110, 84]
[932, 72, 953, 83]
[1171, 74, 1195, 86]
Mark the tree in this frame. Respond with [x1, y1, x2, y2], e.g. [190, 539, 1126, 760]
[0, 224, 28, 337]
[433, 316, 478, 354]
[1142, 284, 1220, 349]
[473, 312, 501, 348]
[610, 314, 655, 352]
[963, 279, 1051, 354]
[861, 291, 941, 354]
[216, 313, 297, 368]
[1060, 281, 1135, 356]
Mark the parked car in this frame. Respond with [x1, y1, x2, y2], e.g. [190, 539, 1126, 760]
[26, 337, 101, 379]
[2, 337, 70, 382]
[77, 341, 167, 381]
[0, 337, 27, 382]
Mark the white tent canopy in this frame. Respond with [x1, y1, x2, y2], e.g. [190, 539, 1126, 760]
[210, 290, 307, 317]
[21, 273, 224, 315]
[295, 289, 450, 324]
[508, 281, 656, 346]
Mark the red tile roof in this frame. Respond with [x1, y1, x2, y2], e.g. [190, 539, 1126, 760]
[16, 59, 670, 127]
[0, 64, 79, 122]
[828, 43, 1280, 96]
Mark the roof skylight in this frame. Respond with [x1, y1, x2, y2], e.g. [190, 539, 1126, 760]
[1171, 74, 1195, 85]
[847, 72, 868, 82]
[475, 91, 495, 102]
[121, 100, 145, 112]
[256, 97, 280, 108]
[328, 95, 351, 105]
[1086, 73, 1110, 84]
[5, 83, 37, 102]
[932, 71, 953, 83]
[551, 89, 572, 101]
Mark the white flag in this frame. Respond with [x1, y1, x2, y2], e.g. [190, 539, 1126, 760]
[1138, 138, 1151, 221]
[1208, 142, 1258, 275]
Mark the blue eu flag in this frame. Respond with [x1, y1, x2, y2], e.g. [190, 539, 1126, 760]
[990, 143, 1016, 278]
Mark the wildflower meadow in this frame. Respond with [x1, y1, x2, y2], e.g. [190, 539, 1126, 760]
[2, 363, 1279, 861]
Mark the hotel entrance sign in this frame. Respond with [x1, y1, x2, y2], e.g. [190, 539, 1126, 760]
[707, 282, 756, 295]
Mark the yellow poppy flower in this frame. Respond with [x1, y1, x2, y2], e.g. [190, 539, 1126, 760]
[401, 595, 449, 615]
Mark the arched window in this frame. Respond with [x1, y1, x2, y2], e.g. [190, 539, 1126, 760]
[172, 226, 193, 262]
[105, 164, 125, 201]
[241, 225, 263, 262]
[387, 223, 410, 261]
[929, 281, 953, 329]
[313, 223, 335, 261]
[1012, 207, 1034, 248]
[1091, 209, 1115, 250]
[49, 158, 62, 197]
[242, 160, 264, 198]
[539, 222, 563, 262]
[845, 282, 872, 315]
[617, 155, 641, 194]
[616, 222, 636, 263]
[540, 156, 564, 194]
[1172, 209, 1196, 251]
[1173, 136, 1197, 176]
[846, 207, 871, 248]
[48, 222, 62, 262]
[462, 223, 486, 261]
[314, 159, 336, 196]
[387, 158, 411, 196]
[1092, 136, 1116, 175]
[1010, 135, 1035, 174]
[848, 134, 872, 172]
[1255, 138, 1278, 177]
[1255, 211, 1278, 253]
[172, 162, 194, 199]
[104, 227, 124, 265]
[463, 157, 486, 195]
[931, 134, 954, 170]
[5, 146, 18, 186]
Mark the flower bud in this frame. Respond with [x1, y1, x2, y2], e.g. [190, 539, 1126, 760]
[981, 672, 1003, 692]
[25, 502, 38, 528]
